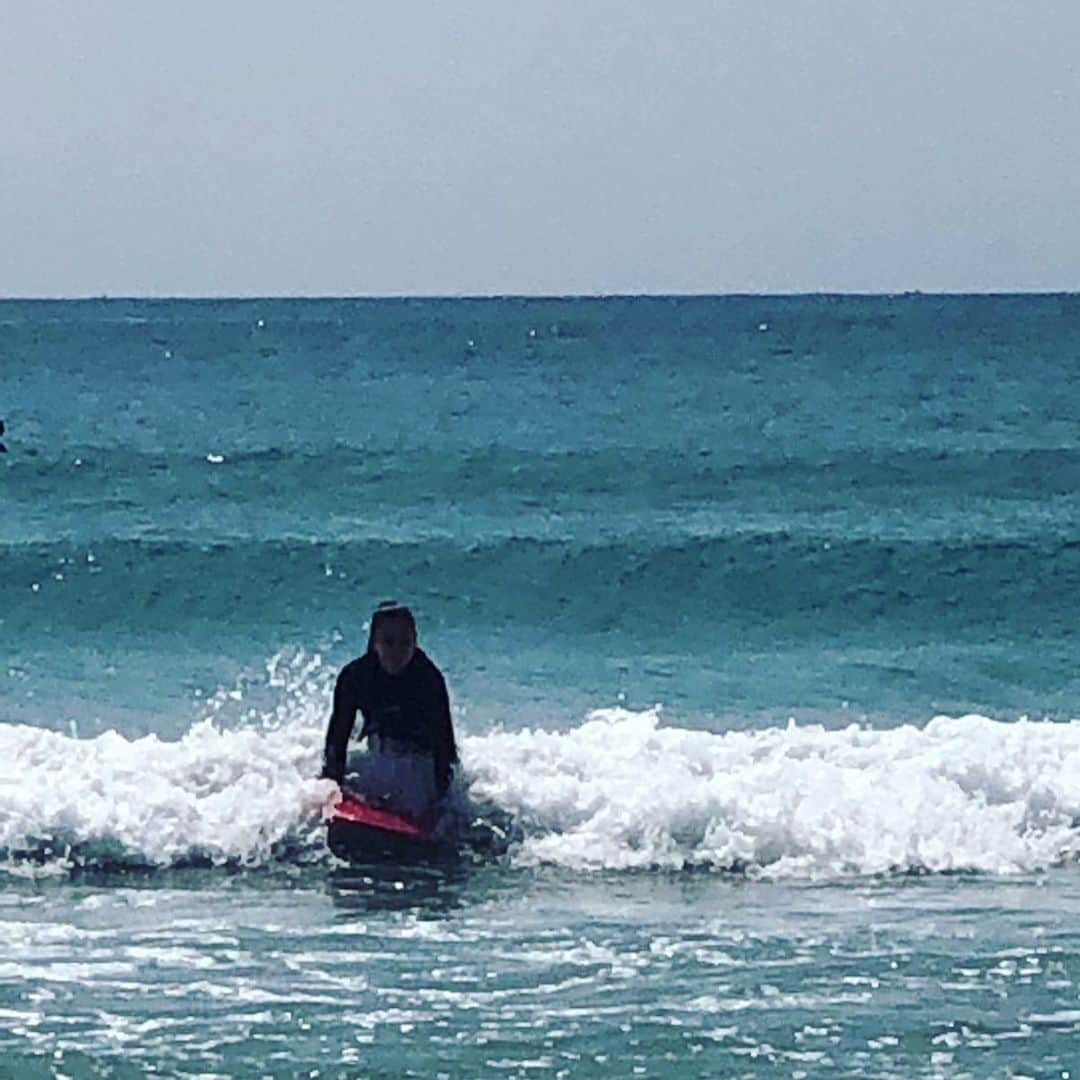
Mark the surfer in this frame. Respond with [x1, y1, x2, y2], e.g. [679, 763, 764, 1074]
[321, 601, 458, 818]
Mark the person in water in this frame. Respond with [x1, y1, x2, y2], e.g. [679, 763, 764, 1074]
[322, 601, 458, 817]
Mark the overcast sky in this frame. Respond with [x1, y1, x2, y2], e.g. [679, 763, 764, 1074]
[1, 1, 1077, 296]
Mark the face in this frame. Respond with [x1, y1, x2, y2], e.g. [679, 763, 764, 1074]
[372, 617, 416, 676]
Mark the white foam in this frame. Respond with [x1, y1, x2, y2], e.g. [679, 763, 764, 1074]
[4, 648, 1080, 878]
[0, 715, 336, 873]
[462, 708, 1080, 877]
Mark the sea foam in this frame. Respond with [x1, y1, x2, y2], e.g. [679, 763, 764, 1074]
[464, 708, 1080, 877]
[3, 653, 1080, 878]
[0, 718, 337, 873]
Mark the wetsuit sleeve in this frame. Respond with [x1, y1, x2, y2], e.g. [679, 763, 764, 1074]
[432, 671, 458, 797]
[322, 666, 359, 781]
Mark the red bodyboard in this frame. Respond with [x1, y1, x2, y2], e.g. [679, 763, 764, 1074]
[329, 795, 434, 843]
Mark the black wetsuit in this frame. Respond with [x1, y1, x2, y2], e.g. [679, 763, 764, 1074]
[321, 648, 457, 796]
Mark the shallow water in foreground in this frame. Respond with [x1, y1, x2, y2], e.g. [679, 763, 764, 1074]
[4, 868, 1080, 1078]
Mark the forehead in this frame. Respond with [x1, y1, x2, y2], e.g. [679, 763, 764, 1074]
[373, 614, 414, 639]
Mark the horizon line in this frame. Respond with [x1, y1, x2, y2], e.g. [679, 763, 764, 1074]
[1, 288, 1079, 302]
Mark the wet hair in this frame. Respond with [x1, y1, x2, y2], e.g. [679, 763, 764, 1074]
[366, 600, 417, 651]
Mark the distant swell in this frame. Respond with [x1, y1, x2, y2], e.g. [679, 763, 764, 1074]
[4, 532, 1079, 642]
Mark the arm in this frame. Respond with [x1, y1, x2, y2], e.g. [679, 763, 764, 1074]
[431, 672, 458, 797]
[321, 666, 358, 781]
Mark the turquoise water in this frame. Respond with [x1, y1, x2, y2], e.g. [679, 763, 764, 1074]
[2, 295, 1080, 1076]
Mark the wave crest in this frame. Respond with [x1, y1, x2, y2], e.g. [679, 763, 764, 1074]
[4, 650, 1079, 879]
[464, 708, 1080, 877]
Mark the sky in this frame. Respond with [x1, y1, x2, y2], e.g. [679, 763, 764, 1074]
[1, 1, 1078, 296]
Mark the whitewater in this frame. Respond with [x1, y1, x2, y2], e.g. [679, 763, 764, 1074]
[4, 648, 1080, 879]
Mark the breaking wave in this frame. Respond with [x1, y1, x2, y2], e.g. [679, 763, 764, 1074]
[3, 649, 1079, 879]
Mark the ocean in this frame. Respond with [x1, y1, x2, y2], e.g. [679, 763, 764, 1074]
[2, 294, 1079, 1077]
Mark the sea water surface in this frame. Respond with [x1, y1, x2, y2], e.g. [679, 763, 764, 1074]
[2, 295, 1080, 1077]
